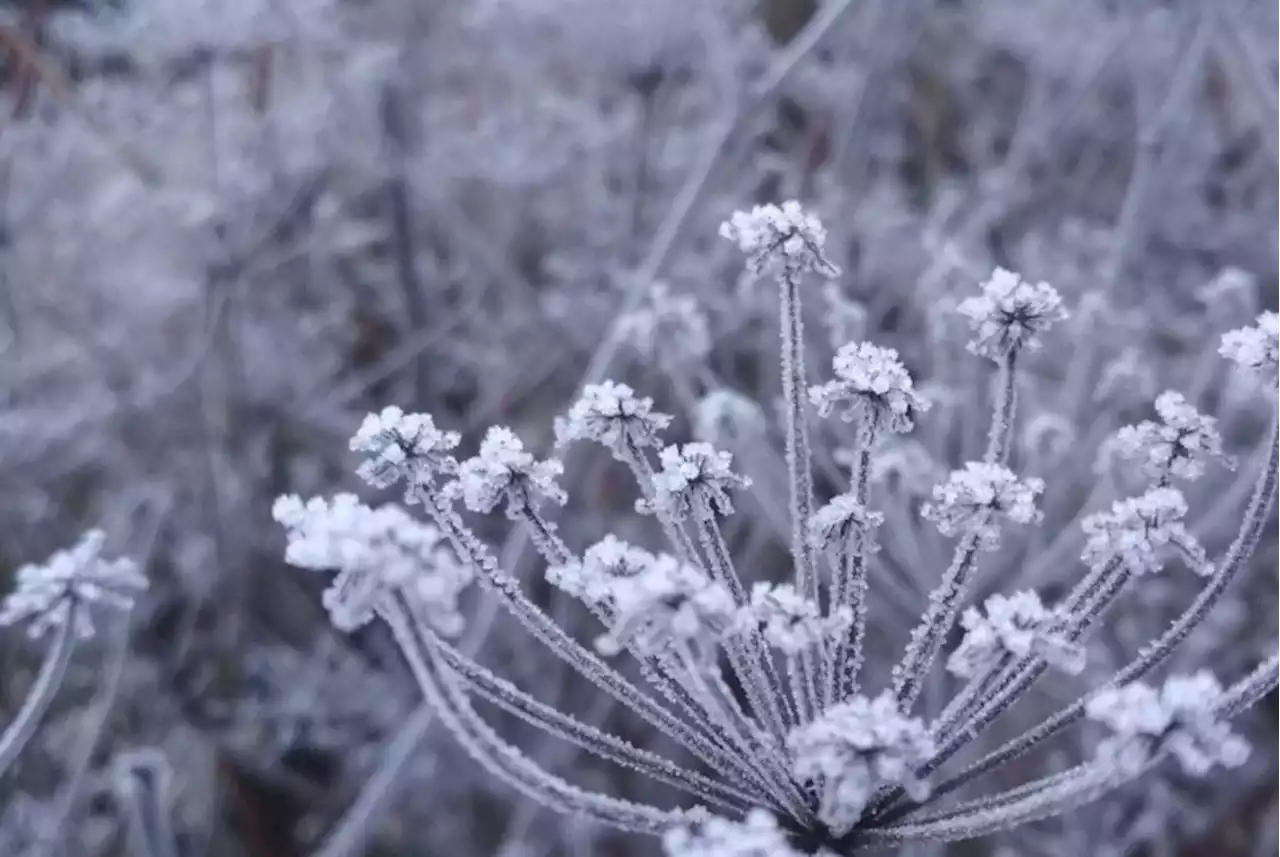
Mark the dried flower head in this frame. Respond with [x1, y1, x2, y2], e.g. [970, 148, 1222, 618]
[1087, 673, 1249, 775]
[693, 388, 768, 448]
[956, 267, 1067, 359]
[448, 426, 566, 518]
[1080, 487, 1209, 576]
[809, 342, 930, 435]
[595, 554, 735, 661]
[546, 535, 655, 608]
[718, 201, 839, 278]
[947, 591, 1084, 679]
[646, 443, 751, 521]
[0, 531, 146, 639]
[350, 406, 460, 489]
[1109, 391, 1232, 483]
[808, 493, 884, 556]
[789, 692, 935, 835]
[273, 494, 471, 634]
[734, 582, 851, 655]
[616, 280, 711, 367]
[923, 462, 1045, 550]
[1219, 311, 1279, 383]
[556, 381, 672, 457]
[662, 809, 803, 857]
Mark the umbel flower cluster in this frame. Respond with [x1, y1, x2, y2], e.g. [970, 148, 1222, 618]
[243, 203, 1279, 852]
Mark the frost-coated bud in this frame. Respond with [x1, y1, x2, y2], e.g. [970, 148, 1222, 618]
[273, 494, 472, 634]
[0, 531, 146, 640]
[616, 281, 711, 367]
[350, 407, 460, 489]
[595, 554, 734, 661]
[947, 591, 1084, 679]
[1080, 487, 1209, 576]
[546, 535, 654, 608]
[809, 342, 930, 435]
[556, 381, 672, 457]
[719, 201, 839, 278]
[1110, 391, 1232, 483]
[923, 462, 1044, 551]
[808, 493, 883, 556]
[789, 692, 935, 835]
[1219, 311, 1278, 383]
[448, 426, 566, 518]
[646, 443, 751, 521]
[1087, 673, 1249, 776]
[957, 267, 1067, 359]
[733, 582, 851, 655]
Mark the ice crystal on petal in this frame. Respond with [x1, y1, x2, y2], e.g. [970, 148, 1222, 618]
[273, 494, 471, 634]
[350, 406, 460, 489]
[947, 591, 1084, 679]
[718, 201, 839, 278]
[789, 692, 935, 835]
[646, 443, 751, 521]
[1087, 673, 1250, 776]
[1080, 487, 1209, 576]
[1110, 391, 1231, 483]
[956, 267, 1067, 359]
[448, 426, 566, 518]
[1219, 311, 1279, 382]
[662, 809, 804, 857]
[556, 381, 672, 456]
[808, 493, 883, 556]
[922, 462, 1045, 550]
[733, 582, 851, 655]
[809, 342, 930, 434]
[0, 531, 146, 640]
[595, 554, 734, 660]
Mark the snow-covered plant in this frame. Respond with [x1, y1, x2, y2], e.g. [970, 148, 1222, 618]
[263, 200, 1277, 853]
[1109, 391, 1232, 484]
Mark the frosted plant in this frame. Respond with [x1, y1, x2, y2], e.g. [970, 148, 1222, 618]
[956, 267, 1068, 359]
[1086, 674, 1250, 776]
[788, 692, 935, 835]
[694, 389, 768, 448]
[616, 281, 712, 367]
[1109, 391, 1231, 484]
[265, 202, 1278, 852]
[947, 592, 1084, 679]
[1218, 311, 1279, 383]
[0, 530, 146, 641]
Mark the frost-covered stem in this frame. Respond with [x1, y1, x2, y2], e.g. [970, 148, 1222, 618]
[778, 269, 821, 720]
[829, 440, 873, 706]
[893, 536, 982, 712]
[695, 516, 791, 741]
[857, 759, 1139, 847]
[517, 506, 573, 567]
[428, 624, 760, 811]
[405, 482, 727, 770]
[379, 592, 692, 833]
[930, 653, 1014, 741]
[0, 607, 77, 778]
[984, 348, 1019, 464]
[922, 418, 1278, 804]
[1219, 651, 1280, 719]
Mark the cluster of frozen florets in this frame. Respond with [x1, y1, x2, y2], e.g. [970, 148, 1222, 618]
[734, 582, 851, 655]
[809, 342, 931, 435]
[546, 535, 655, 609]
[556, 381, 673, 456]
[448, 426, 566, 518]
[646, 443, 751, 520]
[923, 462, 1045, 550]
[272, 494, 471, 634]
[957, 267, 1068, 359]
[1086, 673, 1249, 776]
[1110, 391, 1231, 483]
[351, 406, 461, 490]
[947, 591, 1084, 679]
[0, 530, 146, 639]
[718, 201, 838, 278]
[1218, 311, 1279, 383]
[662, 809, 803, 857]
[788, 692, 936, 835]
[592, 553, 734, 661]
[808, 494, 884, 556]
[1080, 487, 1209, 576]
